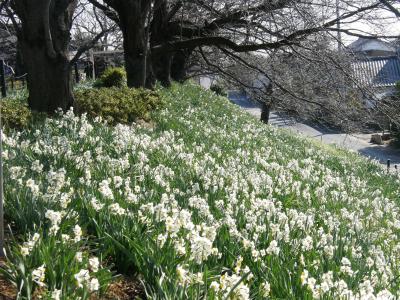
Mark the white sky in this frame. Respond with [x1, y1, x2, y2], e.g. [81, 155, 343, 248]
[342, 4, 400, 45]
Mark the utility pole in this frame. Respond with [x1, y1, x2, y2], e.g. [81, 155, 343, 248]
[336, 0, 342, 52]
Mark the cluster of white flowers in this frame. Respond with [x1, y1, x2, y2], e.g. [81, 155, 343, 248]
[32, 264, 46, 287]
[4, 89, 400, 298]
[20, 233, 40, 256]
[99, 179, 114, 200]
[74, 269, 99, 292]
[45, 210, 63, 235]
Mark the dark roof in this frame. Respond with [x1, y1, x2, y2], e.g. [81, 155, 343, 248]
[352, 56, 400, 87]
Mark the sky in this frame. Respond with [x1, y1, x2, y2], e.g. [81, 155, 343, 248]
[342, 4, 400, 45]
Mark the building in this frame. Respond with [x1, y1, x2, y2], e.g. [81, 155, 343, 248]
[348, 38, 397, 58]
[348, 38, 400, 105]
[352, 56, 400, 88]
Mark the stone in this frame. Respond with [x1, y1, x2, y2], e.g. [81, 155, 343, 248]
[371, 134, 383, 145]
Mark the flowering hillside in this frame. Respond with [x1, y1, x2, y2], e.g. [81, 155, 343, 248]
[2, 83, 400, 299]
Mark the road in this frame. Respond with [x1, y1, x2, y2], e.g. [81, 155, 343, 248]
[229, 94, 400, 166]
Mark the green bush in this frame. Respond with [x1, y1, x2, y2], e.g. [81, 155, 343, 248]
[74, 87, 163, 124]
[1, 99, 32, 130]
[95, 67, 127, 88]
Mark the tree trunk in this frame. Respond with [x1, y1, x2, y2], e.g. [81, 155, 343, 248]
[260, 82, 274, 124]
[152, 53, 172, 86]
[15, 41, 25, 77]
[13, 0, 76, 113]
[21, 43, 73, 112]
[122, 26, 148, 88]
[111, 1, 151, 88]
[150, 0, 172, 87]
[171, 49, 192, 82]
[260, 101, 271, 124]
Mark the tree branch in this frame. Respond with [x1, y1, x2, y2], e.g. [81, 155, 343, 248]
[166, 0, 183, 22]
[379, 0, 400, 18]
[154, 1, 384, 54]
[87, 0, 120, 25]
[69, 26, 115, 66]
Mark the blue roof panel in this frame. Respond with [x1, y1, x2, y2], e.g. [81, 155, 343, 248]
[352, 56, 400, 87]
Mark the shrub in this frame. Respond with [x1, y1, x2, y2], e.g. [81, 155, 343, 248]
[210, 84, 227, 97]
[94, 67, 127, 88]
[74, 87, 163, 124]
[1, 99, 31, 130]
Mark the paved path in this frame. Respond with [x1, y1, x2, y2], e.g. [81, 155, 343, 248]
[229, 95, 400, 165]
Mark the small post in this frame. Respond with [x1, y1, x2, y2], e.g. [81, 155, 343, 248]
[387, 159, 391, 173]
[0, 60, 6, 98]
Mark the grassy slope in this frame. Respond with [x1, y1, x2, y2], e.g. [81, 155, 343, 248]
[2, 83, 400, 299]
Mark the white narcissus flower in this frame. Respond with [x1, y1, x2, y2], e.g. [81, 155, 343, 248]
[109, 203, 126, 216]
[210, 281, 220, 292]
[75, 251, 83, 262]
[26, 178, 40, 196]
[89, 278, 100, 292]
[301, 236, 313, 251]
[189, 235, 213, 264]
[266, 240, 280, 256]
[51, 289, 61, 300]
[20, 246, 29, 257]
[89, 257, 100, 272]
[301, 270, 308, 286]
[261, 282, 271, 297]
[90, 197, 104, 211]
[74, 269, 90, 288]
[99, 180, 114, 200]
[73, 225, 83, 243]
[176, 265, 189, 285]
[32, 264, 46, 287]
[45, 210, 62, 235]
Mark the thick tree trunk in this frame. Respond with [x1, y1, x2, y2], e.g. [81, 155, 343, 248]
[21, 43, 73, 112]
[150, 0, 172, 87]
[13, 0, 76, 113]
[122, 28, 147, 88]
[113, 1, 151, 88]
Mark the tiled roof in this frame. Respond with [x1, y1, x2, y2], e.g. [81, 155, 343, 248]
[352, 56, 400, 87]
[348, 38, 395, 53]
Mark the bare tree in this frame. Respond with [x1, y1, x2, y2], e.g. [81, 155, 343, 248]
[87, 0, 397, 91]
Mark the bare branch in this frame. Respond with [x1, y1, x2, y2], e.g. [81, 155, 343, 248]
[70, 25, 115, 66]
